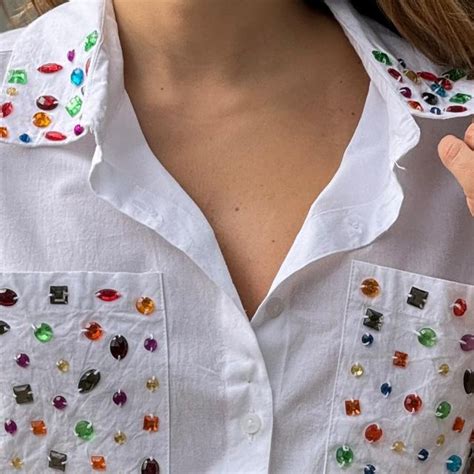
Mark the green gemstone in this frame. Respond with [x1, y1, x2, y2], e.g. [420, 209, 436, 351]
[442, 68, 466, 81]
[7, 69, 27, 85]
[449, 93, 472, 104]
[74, 420, 94, 440]
[84, 30, 99, 52]
[417, 327, 437, 347]
[372, 50, 392, 65]
[335, 445, 354, 467]
[34, 323, 53, 342]
[65, 96, 83, 117]
[435, 401, 452, 419]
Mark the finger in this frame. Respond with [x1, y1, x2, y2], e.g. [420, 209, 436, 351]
[464, 122, 474, 150]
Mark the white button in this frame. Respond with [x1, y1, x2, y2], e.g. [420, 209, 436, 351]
[265, 297, 284, 318]
[240, 414, 262, 435]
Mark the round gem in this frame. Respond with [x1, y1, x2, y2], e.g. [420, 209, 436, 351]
[430, 106, 442, 115]
[52, 395, 67, 410]
[95, 288, 121, 301]
[144, 336, 158, 352]
[2, 101, 13, 117]
[360, 278, 380, 297]
[71, 68, 85, 86]
[417, 327, 437, 347]
[136, 296, 156, 315]
[78, 369, 101, 393]
[110, 335, 128, 360]
[141, 458, 160, 474]
[417, 448, 429, 461]
[350, 363, 364, 377]
[32, 112, 52, 128]
[0, 288, 18, 306]
[4, 419, 17, 435]
[74, 420, 95, 441]
[380, 382, 392, 397]
[112, 390, 127, 406]
[37, 63, 63, 73]
[45, 131, 67, 141]
[10, 457, 23, 469]
[436, 434, 445, 446]
[74, 124, 85, 136]
[421, 92, 438, 105]
[56, 359, 70, 372]
[438, 363, 450, 375]
[146, 376, 160, 392]
[34, 323, 53, 342]
[460, 334, 474, 351]
[335, 445, 354, 467]
[114, 430, 127, 445]
[36, 95, 58, 111]
[364, 423, 383, 443]
[404, 393, 423, 413]
[399, 86, 412, 98]
[83, 322, 103, 341]
[435, 401, 452, 419]
[15, 352, 30, 368]
[364, 465, 376, 474]
[67, 50, 75, 62]
[407, 100, 423, 111]
[453, 298, 467, 317]
[391, 441, 406, 453]
[19, 133, 31, 143]
[446, 455, 462, 472]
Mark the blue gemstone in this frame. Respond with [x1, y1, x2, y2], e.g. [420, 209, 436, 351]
[361, 333, 374, 346]
[70, 68, 85, 86]
[19, 133, 31, 143]
[364, 464, 376, 474]
[417, 448, 429, 461]
[430, 107, 442, 115]
[430, 82, 447, 97]
[446, 455, 462, 472]
[380, 382, 392, 397]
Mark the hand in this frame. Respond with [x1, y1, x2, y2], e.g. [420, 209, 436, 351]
[438, 121, 474, 216]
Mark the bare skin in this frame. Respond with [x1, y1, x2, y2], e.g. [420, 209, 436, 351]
[113, 0, 370, 319]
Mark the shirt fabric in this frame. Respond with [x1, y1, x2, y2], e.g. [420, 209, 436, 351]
[0, 1, 473, 473]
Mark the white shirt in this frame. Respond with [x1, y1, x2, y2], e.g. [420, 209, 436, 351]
[0, 1, 473, 473]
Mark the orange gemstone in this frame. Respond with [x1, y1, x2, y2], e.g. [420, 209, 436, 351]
[345, 399, 361, 416]
[143, 414, 159, 432]
[90, 455, 106, 471]
[407, 100, 423, 111]
[136, 296, 155, 315]
[0, 126, 8, 138]
[32, 112, 51, 128]
[83, 322, 103, 341]
[393, 350, 408, 368]
[452, 417, 465, 433]
[31, 420, 47, 435]
[364, 423, 383, 443]
[360, 278, 380, 297]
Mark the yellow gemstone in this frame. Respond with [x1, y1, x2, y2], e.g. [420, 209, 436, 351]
[350, 363, 364, 377]
[404, 69, 420, 83]
[6, 87, 18, 96]
[360, 278, 380, 297]
[146, 376, 160, 392]
[56, 359, 70, 373]
[32, 112, 51, 128]
[391, 441, 406, 453]
[114, 430, 127, 445]
[0, 126, 8, 138]
[438, 363, 449, 375]
[436, 434, 445, 446]
[136, 296, 155, 315]
[10, 457, 23, 469]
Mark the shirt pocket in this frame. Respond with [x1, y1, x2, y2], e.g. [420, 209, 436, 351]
[0, 271, 168, 474]
[325, 260, 474, 474]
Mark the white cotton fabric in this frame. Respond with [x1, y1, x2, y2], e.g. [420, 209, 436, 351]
[0, 0, 473, 473]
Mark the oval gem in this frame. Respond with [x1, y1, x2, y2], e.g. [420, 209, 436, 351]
[110, 335, 128, 360]
[453, 298, 467, 317]
[404, 393, 422, 413]
[37, 63, 63, 73]
[446, 105, 467, 113]
[78, 369, 101, 393]
[421, 92, 438, 105]
[387, 68, 402, 82]
[418, 71, 438, 82]
[141, 457, 160, 474]
[36, 95, 58, 111]
[70, 68, 85, 86]
[67, 50, 75, 62]
[460, 334, 474, 351]
[364, 423, 383, 443]
[4, 419, 17, 435]
[0, 288, 18, 306]
[74, 420, 94, 441]
[446, 454, 462, 472]
[399, 87, 412, 98]
[45, 131, 67, 141]
[463, 369, 474, 394]
[33, 322, 53, 342]
[0, 127, 8, 138]
[83, 321, 103, 341]
[32, 112, 51, 128]
[430, 107, 442, 115]
[435, 401, 452, 419]
[56, 359, 70, 373]
[95, 288, 121, 302]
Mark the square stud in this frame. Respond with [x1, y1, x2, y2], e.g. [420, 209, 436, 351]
[345, 399, 361, 416]
[13, 384, 33, 404]
[48, 450, 67, 472]
[90, 455, 106, 471]
[50, 286, 68, 304]
[407, 287, 428, 309]
[393, 350, 408, 368]
[31, 420, 47, 435]
[143, 414, 159, 432]
[363, 308, 383, 331]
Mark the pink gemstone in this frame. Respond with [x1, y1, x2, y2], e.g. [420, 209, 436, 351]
[399, 87, 412, 98]
[37, 63, 63, 73]
[67, 50, 75, 62]
[144, 337, 158, 352]
[418, 71, 438, 82]
[112, 390, 127, 406]
[36, 95, 58, 111]
[15, 353, 30, 368]
[45, 131, 67, 141]
[4, 419, 17, 435]
[453, 298, 467, 317]
[460, 334, 474, 351]
[52, 395, 67, 410]
[1, 102, 13, 117]
[95, 288, 121, 302]
[387, 68, 402, 82]
[74, 124, 84, 136]
[0, 288, 18, 306]
[447, 105, 467, 113]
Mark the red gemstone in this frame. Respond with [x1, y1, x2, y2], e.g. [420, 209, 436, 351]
[437, 77, 453, 90]
[407, 100, 423, 112]
[404, 393, 423, 413]
[453, 298, 467, 317]
[417, 71, 438, 82]
[447, 105, 467, 113]
[0, 288, 18, 306]
[1, 102, 13, 117]
[387, 68, 402, 82]
[95, 289, 121, 302]
[45, 131, 67, 141]
[37, 63, 63, 73]
[364, 423, 383, 443]
[36, 95, 58, 111]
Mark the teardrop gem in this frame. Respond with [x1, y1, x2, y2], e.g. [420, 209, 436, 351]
[70, 68, 85, 86]
[421, 92, 438, 105]
[67, 50, 75, 62]
[95, 288, 121, 302]
[141, 458, 160, 474]
[110, 335, 128, 360]
[1, 102, 13, 117]
[78, 369, 101, 393]
[74, 124, 84, 136]
[45, 131, 67, 141]
[37, 63, 63, 73]
[0, 288, 18, 306]
[36, 95, 58, 111]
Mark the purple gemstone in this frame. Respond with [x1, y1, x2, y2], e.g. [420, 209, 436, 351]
[52, 395, 68, 410]
[74, 124, 84, 136]
[4, 419, 17, 435]
[144, 337, 158, 352]
[15, 353, 30, 368]
[67, 50, 75, 62]
[399, 87, 412, 98]
[112, 390, 127, 406]
[460, 334, 474, 351]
